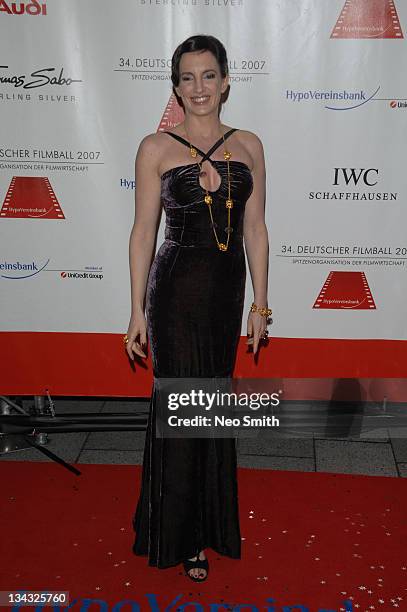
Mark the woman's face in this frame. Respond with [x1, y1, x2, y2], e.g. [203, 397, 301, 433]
[174, 49, 229, 117]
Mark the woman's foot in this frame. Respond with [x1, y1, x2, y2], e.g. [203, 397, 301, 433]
[183, 550, 208, 581]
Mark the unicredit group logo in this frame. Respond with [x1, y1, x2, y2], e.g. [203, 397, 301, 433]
[0, 1, 47, 15]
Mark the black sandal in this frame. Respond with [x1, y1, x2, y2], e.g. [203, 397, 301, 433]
[183, 551, 209, 582]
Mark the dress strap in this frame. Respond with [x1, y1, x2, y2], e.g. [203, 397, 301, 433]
[163, 128, 238, 164]
[201, 128, 237, 163]
[163, 132, 205, 158]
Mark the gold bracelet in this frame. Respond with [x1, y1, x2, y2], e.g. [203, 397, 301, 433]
[250, 302, 272, 318]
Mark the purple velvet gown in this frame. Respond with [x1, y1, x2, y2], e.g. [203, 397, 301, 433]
[131, 129, 254, 568]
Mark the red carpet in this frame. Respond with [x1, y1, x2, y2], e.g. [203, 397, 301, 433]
[0, 461, 406, 611]
[331, 0, 404, 39]
[0, 176, 64, 219]
[313, 271, 376, 310]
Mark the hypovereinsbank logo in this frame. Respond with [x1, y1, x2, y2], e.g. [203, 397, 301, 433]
[285, 86, 407, 111]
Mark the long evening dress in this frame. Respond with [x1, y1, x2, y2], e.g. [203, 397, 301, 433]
[131, 128, 254, 568]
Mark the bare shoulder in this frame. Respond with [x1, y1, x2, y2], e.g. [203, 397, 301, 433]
[234, 129, 265, 175]
[137, 131, 169, 157]
[135, 131, 170, 176]
[235, 129, 265, 158]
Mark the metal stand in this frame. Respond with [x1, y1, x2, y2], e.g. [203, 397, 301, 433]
[0, 393, 148, 475]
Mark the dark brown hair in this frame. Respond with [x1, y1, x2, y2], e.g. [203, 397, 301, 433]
[171, 34, 229, 88]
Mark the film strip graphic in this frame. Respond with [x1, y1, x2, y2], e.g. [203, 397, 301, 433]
[0, 176, 65, 219]
[157, 93, 185, 132]
[331, 0, 403, 39]
[313, 271, 376, 310]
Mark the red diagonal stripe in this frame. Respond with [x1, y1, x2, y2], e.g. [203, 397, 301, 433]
[157, 93, 185, 132]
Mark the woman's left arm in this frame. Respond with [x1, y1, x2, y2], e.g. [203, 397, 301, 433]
[243, 132, 269, 355]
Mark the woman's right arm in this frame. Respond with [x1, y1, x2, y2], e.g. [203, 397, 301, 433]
[126, 134, 162, 361]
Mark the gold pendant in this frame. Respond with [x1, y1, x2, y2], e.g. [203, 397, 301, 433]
[190, 146, 198, 158]
[223, 150, 231, 161]
[218, 243, 227, 251]
[226, 199, 233, 209]
[204, 194, 212, 205]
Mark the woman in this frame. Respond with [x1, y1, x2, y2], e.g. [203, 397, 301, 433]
[125, 34, 270, 582]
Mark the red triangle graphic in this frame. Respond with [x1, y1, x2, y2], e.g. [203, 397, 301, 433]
[157, 93, 185, 132]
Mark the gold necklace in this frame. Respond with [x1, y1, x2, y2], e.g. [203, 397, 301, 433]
[186, 130, 233, 252]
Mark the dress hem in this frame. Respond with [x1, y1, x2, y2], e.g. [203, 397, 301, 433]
[132, 543, 241, 569]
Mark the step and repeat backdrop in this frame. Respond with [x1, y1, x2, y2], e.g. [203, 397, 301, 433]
[0, 0, 406, 398]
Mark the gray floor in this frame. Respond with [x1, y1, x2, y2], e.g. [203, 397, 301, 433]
[1, 398, 407, 478]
